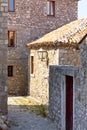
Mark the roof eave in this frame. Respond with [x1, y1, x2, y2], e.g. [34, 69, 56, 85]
[27, 41, 79, 50]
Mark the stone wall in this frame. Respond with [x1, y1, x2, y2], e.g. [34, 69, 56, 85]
[8, 59, 28, 95]
[59, 49, 81, 67]
[0, 0, 8, 115]
[29, 49, 58, 103]
[8, 0, 30, 95]
[29, 48, 80, 103]
[48, 36, 87, 130]
[8, 0, 78, 95]
[49, 66, 87, 130]
[29, 0, 78, 41]
[79, 37, 87, 68]
[74, 37, 87, 130]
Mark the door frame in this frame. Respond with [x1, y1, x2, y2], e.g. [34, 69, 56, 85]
[61, 74, 75, 130]
[66, 75, 73, 130]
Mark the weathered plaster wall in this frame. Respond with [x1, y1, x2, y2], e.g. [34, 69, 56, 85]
[8, 0, 78, 95]
[0, 0, 8, 114]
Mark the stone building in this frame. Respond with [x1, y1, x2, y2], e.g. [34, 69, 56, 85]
[49, 18, 87, 130]
[8, 0, 78, 95]
[27, 18, 86, 103]
[0, 0, 8, 115]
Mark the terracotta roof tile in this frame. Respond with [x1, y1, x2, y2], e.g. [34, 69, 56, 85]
[27, 18, 87, 49]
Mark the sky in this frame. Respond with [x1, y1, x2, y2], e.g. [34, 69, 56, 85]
[78, 0, 87, 18]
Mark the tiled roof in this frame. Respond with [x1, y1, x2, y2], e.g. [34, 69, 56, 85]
[27, 18, 87, 49]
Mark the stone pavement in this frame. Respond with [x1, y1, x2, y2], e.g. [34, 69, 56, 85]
[8, 97, 57, 130]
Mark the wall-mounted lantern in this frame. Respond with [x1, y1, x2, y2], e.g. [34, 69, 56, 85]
[38, 48, 48, 61]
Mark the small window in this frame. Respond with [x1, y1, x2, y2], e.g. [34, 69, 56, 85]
[47, 0, 55, 16]
[8, 31, 15, 47]
[8, 66, 13, 77]
[8, 0, 15, 12]
[31, 55, 34, 75]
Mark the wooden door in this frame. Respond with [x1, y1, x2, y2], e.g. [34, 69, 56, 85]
[66, 76, 73, 130]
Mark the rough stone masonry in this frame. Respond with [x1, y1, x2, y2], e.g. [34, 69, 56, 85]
[8, 0, 78, 96]
[0, 0, 8, 115]
[0, 0, 8, 129]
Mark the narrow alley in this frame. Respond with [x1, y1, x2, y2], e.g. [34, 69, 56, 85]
[8, 96, 57, 130]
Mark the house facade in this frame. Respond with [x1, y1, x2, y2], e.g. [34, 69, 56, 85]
[27, 18, 87, 104]
[49, 34, 87, 129]
[27, 18, 87, 129]
[8, 0, 78, 95]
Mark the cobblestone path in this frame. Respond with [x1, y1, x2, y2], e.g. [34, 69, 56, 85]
[8, 96, 57, 130]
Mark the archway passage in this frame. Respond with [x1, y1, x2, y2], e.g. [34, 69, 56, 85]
[66, 76, 73, 130]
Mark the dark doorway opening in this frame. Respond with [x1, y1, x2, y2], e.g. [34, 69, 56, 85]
[66, 75, 73, 130]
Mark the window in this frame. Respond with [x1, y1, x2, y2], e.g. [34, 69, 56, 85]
[8, 31, 15, 47]
[31, 55, 34, 75]
[8, 0, 15, 12]
[8, 66, 13, 77]
[47, 0, 55, 16]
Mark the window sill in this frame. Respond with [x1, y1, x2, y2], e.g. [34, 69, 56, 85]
[31, 74, 35, 78]
[8, 10, 15, 12]
[8, 46, 15, 47]
[8, 46, 17, 48]
[47, 15, 55, 17]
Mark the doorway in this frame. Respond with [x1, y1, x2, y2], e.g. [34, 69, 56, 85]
[66, 75, 73, 130]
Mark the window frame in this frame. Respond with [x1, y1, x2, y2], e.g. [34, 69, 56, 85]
[30, 54, 34, 76]
[47, 0, 55, 16]
[8, 66, 13, 77]
[8, 0, 15, 12]
[8, 30, 15, 47]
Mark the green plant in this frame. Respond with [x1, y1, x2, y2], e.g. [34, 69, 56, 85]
[31, 104, 48, 117]
[8, 120, 19, 128]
